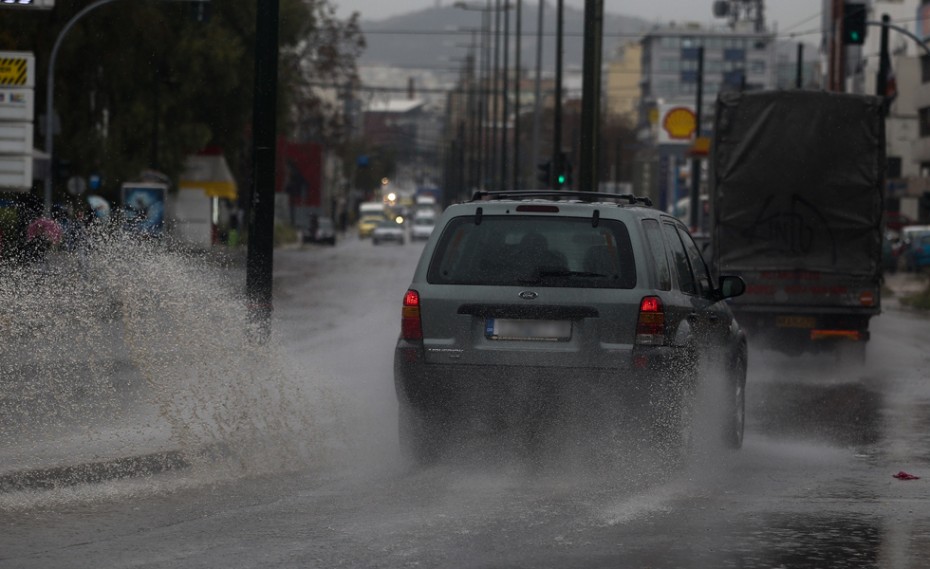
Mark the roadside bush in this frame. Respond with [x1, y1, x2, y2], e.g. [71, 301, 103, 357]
[274, 222, 298, 247]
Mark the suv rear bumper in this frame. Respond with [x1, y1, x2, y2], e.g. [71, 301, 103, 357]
[394, 340, 688, 415]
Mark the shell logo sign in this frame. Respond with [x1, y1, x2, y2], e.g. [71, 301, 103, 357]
[662, 106, 697, 141]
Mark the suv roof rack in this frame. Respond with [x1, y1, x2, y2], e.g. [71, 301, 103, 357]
[470, 190, 653, 207]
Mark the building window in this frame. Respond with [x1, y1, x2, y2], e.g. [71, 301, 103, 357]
[724, 37, 746, 49]
[724, 69, 747, 88]
[681, 36, 697, 48]
[749, 60, 766, 74]
[657, 80, 677, 96]
[660, 58, 678, 72]
[661, 36, 680, 49]
[920, 107, 930, 137]
[706, 36, 724, 50]
[705, 59, 723, 73]
[724, 48, 746, 62]
[681, 70, 699, 83]
[681, 47, 701, 60]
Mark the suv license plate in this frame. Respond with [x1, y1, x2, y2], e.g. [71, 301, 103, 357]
[775, 315, 816, 328]
[485, 318, 571, 341]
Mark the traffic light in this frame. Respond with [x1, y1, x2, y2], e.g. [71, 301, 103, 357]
[554, 152, 572, 189]
[536, 159, 552, 187]
[842, 2, 867, 45]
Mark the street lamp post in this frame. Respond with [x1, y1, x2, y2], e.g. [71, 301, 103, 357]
[454, 0, 512, 190]
[42, 0, 208, 216]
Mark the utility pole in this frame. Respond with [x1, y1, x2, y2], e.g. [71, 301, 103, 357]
[877, 13, 890, 114]
[492, 0, 501, 189]
[688, 46, 704, 232]
[482, 4, 491, 189]
[579, 0, 603, 194]
[246, 0, 279, 342]
[795, 43, 803, 89]
[530, 0, 544, 186]
[830, 0, 845, 92]
[501, 0, 510, 188]
[512, 0, 522, 190]
[553, 0, 564, 189]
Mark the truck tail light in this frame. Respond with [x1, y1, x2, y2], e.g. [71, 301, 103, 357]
[635, 295, 666, 346]
[402, 289, 423, 340]
[811, 330, 861, 341]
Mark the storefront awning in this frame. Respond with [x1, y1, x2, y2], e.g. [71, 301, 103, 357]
[179, 152, 237, 200]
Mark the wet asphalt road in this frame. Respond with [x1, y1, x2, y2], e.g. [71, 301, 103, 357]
[1, 233, 929, 568]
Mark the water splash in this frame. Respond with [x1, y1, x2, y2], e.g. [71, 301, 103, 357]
[0, 228, 336, 498]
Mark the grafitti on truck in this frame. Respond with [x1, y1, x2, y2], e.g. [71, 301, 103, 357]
[740, 193, 837, 265]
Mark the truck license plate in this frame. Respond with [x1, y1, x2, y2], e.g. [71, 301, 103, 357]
[485, 318, 571, 341]
[775, 315, 816, 329]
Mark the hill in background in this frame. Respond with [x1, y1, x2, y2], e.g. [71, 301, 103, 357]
[359, 3, 652, 73]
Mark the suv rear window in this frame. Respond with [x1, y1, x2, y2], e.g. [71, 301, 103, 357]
[427, 215, 636, 288]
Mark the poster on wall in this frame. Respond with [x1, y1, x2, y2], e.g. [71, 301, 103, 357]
[121, 182, 166, 236]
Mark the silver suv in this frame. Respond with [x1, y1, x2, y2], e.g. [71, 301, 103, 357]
[394, 191, 747, 463]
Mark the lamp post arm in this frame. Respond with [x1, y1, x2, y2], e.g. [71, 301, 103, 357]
[866, 20, 930, 56]
[44, 0, 122, 215]
[43, 0, 208, 215]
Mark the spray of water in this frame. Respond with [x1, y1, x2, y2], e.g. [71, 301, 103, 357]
[0, 227, 341, 495]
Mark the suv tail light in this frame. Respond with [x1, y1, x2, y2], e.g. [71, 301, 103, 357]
[635, 296, 666, 346]
[402, 289, 423, 340]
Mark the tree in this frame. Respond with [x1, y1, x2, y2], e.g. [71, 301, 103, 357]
[1, 0, 365, 205]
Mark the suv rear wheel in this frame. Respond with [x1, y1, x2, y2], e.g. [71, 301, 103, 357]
[723, 350, 747, 449]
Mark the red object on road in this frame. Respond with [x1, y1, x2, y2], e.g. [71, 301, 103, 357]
[893, 471, 920, 480]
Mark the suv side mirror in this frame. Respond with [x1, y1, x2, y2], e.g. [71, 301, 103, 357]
[718, 275, 746, 299]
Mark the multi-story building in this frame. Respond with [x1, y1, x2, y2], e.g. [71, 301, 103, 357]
[639, 23, 776, 135]
[840, 0, 927, 223]
[634, 22, 777, 213]
[605, 42, 642, 124]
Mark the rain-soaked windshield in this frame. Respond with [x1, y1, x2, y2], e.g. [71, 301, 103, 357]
[2, 1, 929, 568]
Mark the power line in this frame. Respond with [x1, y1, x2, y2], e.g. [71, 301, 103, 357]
[779, 11, 822, 34]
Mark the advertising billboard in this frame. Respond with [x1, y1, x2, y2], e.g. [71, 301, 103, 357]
[121, 182, 166, 236]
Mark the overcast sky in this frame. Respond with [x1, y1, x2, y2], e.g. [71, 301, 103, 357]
[333, 0, 823, 37]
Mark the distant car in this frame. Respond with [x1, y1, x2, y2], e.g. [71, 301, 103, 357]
[372, 220, 405, 245]
[358, 215, 384, 239]
[394, 190, 748, 465]
[902, 225, 930, 271]
[905, 233, 930, 271]
[305, 217, 336, 246]
[410, 215, 436, 241]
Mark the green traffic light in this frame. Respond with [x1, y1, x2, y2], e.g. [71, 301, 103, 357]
[850, 31, 860, 41]
[558, 174, 566, 184]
